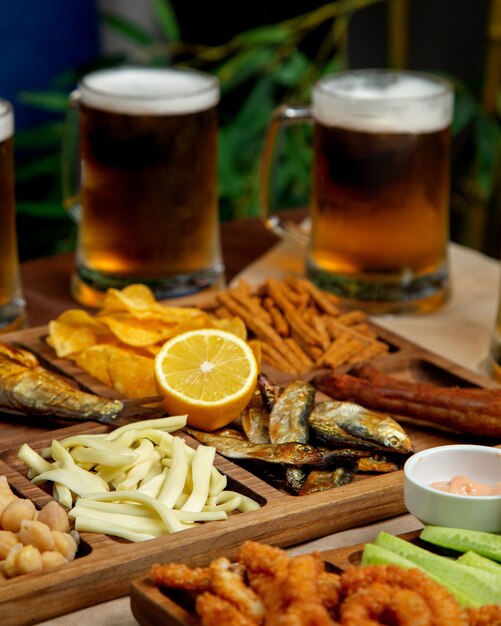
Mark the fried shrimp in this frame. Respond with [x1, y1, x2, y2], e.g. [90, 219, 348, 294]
[209, 557, 265, 624]
[318, 571, 342, 610]
[150, 562, 212, 592]
[339, 565, 467, 626]
[196, 592, 258, 626]
[239, 543, 336, 626]
[339, 582, 432, 626]
[238, 539, 288, 576]
[465, 604, 501, 626]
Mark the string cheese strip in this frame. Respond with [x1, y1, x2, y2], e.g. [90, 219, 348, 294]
[73, 518, 156, 543]
[77, 491, 184, 533]
[73, 498, 227, 523]
[104, 415, 187, 440]
[18, 443, 55, 475]
[181, 446, 215, 513]
[157, 436, 188, 508]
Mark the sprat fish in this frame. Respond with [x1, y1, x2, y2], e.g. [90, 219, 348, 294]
[0, 342, 123, 422]
[299, 467, 355, 496]
[186, 428, 323, 465]
[309, 400, 413, 455]
[257, 373, 281, 413]
[269, 379, 315, 444]
[241, 406, 270, 444]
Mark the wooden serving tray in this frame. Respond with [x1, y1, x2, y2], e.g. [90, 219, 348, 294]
[0, 319, 500, 625]
[129, 530, 422, 626]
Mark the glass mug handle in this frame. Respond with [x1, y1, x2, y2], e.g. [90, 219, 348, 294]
[61, 90, 82, 223]
[260, 104, 313, 247]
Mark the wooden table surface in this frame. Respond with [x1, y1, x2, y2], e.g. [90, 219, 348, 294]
[19, 215, 282, 328]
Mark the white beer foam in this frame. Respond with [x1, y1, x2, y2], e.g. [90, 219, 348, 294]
[0, 101, 13, 142]
[313, 72, 453, 133]
[80, 67, 219, 115]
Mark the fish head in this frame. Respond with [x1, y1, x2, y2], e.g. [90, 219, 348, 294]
[375, 421, 413, 454]
[285, 443, 323, 465]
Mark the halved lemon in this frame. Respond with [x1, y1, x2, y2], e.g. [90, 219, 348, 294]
[154, 328, 258, 431]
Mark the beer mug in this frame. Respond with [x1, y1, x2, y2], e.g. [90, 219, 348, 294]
[261, 69, 454, 315]
[0, 99, 25, 332]
[64, 66, 224, 307]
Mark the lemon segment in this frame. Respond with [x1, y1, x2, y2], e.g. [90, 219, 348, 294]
[154, 329, 258, 431]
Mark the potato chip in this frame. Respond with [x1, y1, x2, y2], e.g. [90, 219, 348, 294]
[55, 309, 110, 332]
[99, 313, 178, 348]
[76, 344, 157, 398]
[48, 320, 101, 359]
[75, 345, 114, 388]
[101, 284, 158, 315]
[100, 284, 210, 324]
[211, 316, 247, 340]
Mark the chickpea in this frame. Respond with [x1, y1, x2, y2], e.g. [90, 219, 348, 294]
[0, 492, 17, 517]
[3, 543, 43, 578]
[0, 530, 19, 559]
[1, 499, 36, 532]
[52, 531, 78, 561]
[41, 550, 67, 570]
[37, 501, 70, 533]
[18, 520, 55, 553]
[0, 477, 17, 517]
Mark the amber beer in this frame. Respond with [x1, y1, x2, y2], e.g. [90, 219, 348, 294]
[71, 67, 222, 306]
[308, 70, 453, 314]
[0, 100, 24, 331]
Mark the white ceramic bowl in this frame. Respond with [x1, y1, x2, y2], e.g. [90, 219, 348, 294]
[404, 444, 501, 532]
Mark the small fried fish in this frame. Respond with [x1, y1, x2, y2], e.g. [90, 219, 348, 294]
[299, 467, 355, 495]
[308, 401, 412, 455]
[186, 428, 323, 465]
[269, 380, 315, 444]
[257, 372, 281, 413]
[241, 406, 270, 444]
[357, 455, 401, 473]
[0, 342, 123, 422]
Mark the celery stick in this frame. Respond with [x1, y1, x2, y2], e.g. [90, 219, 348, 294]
[362, 543, 478, 608]
[458, 551, 501, 575]
[420, 526, 501, 562]
[375, 531, 501, 607]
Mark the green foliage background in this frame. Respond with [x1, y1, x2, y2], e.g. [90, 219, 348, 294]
[13, 0, 501, 260]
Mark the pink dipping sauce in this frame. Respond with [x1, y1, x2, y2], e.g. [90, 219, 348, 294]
[429, 474, 501, 496]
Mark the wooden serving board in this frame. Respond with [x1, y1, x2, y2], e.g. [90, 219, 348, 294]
[129, 530, 422, 626]
[0, 318, 500, 625]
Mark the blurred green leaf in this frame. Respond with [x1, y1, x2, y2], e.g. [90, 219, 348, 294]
[18, 91, 68, 113]
[17, 201, 66, 219]
[151, 0, 180, 42]
[275, 51, 310, 87]
[473, 113, 501, 199]
[216, 47, 276, 93]
[15, 122, 63, 149]
[233, 24, 291, 46]
[100, 12, 156, 45]
[452, 91, 477, 136]
[15, 153, 61, 182]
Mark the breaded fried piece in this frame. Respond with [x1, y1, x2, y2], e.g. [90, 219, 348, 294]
[196, 592, 258, 626]
[280, 554, 335, 626]
[466, 604, 501, 626]
[339, 582, 433, 625]
[209, 557, 265, 624]
[238, 540, 288, 575]
[318, 571, 341, 610]
[150, 562, 212, 592]
[339, 565, 466, 626]
[239, 544, 336, 626]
